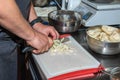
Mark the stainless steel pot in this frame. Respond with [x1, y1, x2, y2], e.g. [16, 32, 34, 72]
[86, 26, 120, 55]
[48, 10, 82, 33]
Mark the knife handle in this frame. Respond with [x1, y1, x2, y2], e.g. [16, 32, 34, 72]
[22, 46, 34, 53]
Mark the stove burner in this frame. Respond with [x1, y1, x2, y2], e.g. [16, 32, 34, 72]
[88, 0, 114, 3]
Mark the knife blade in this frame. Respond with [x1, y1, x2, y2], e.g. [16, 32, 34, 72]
[60, 37, 70, 43]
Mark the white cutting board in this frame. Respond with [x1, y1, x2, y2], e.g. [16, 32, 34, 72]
[32, 36, 100, 79]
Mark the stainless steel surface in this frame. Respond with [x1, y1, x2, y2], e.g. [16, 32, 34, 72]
[48, 10, 81, 33]
[86, 27, 120, 55]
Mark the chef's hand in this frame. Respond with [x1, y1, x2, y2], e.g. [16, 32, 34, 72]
[26, 31, 53, 54]
[32, 23, 59, 40]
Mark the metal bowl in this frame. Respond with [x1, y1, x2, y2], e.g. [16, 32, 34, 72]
[48, 10, 81, 33]
[86, 26, 120, 55]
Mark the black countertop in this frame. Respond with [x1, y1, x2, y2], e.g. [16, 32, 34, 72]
[27, 27, 120, 80]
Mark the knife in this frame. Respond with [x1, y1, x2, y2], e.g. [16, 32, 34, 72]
[60, 37, 69, 43]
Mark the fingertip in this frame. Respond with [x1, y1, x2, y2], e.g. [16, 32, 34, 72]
[33, 50, 38, 54]
[52, 31, 60, 40]
[33, 50, 44, 54]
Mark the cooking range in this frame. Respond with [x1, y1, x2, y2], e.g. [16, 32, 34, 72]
[26, 28, 120, 80]
[75, 0, 120, 26]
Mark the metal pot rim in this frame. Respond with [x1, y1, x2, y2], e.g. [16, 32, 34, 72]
[48, 10, 82, 22]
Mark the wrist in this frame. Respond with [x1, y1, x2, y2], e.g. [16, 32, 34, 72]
[26, 31, 36, 41]
[30, 17, 43, 27]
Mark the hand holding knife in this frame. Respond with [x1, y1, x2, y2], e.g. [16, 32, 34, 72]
[22, 34, 70, 53]
[22, 36, 53, 53]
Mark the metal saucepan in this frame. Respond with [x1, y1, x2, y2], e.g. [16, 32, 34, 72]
[86, 26, 120, 55]
[48, 10, 82, 33]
